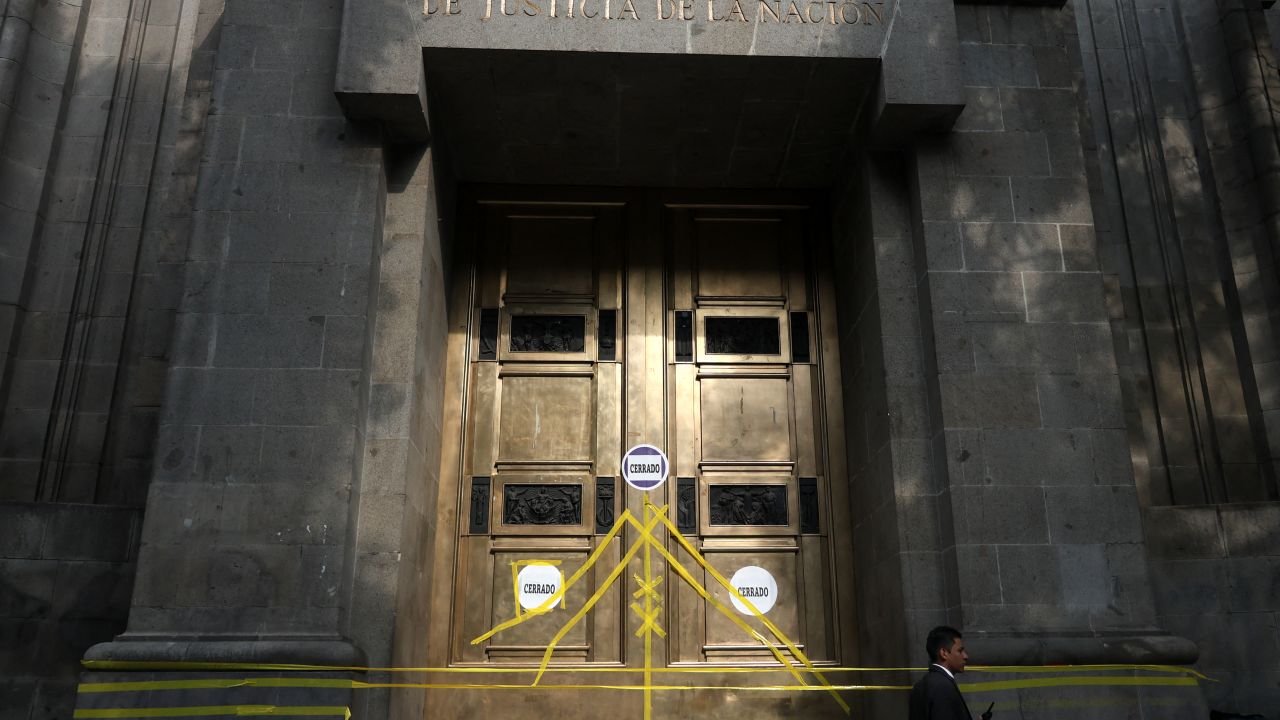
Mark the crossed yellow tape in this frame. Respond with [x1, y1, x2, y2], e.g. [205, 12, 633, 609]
[74, 667, 1205, 718]
[75, 501, 1209, 719]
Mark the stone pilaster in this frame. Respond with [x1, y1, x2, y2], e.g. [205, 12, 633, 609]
[87, 0, 385, 659]
[908, 2, 1193, 665]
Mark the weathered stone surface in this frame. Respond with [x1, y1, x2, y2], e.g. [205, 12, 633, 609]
[0, 0, 1276, 718]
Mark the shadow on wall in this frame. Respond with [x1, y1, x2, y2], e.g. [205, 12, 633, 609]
[0, 504, 139, 720]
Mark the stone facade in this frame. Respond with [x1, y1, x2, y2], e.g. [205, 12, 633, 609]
[0, 1, 1277, 719]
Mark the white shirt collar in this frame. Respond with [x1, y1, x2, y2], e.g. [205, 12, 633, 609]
[931, 663, 955, 679]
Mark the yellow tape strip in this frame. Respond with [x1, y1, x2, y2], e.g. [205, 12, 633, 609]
[969, 664, 1213, 681]
[649, 508, 851, 715]
[472, 508, 643, 645]
[630, 603, 666, 639]
[642, 494, 654, 720]
[636, 522, 809, 682]
[632, 574, 662, 601]
[79, 679, 356, 693]
[73, 706, 350, 718]
[961, 676, 1201, 692]
[76, 676, 1204, 695]
[531, 509, 666, 686]
[80, 660, 1207, 678]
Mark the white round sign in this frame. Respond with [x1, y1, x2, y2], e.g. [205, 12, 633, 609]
[729, 566, 778, 615]
[517, 564, 563, 611]
[622, 444, 669, 491]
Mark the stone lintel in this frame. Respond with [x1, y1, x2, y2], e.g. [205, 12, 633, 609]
[335, 0, 967, 147]
[871, 0, 966, 141]
[335, 0, 430, 142]
[335, 91, 431, 144]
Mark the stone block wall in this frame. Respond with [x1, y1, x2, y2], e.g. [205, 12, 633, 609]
[65, 0, 463, 716]
[821, 3, 1218, 715]
[0, 503, 139, 720]
[912, 2, 1161, 645]
[128, 0, 384, 640]
[1146, 503, 1280, 717]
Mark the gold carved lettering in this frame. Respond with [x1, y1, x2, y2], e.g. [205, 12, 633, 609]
[862, 0, 882, 23]
[442, 0, 887, 24]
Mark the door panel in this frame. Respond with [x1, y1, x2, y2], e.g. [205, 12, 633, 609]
[699, 375, 793, 462]
[665, 201, 839, 671]
[505, 217, 596, 297]
[497, 373, 595, 463]
[433, 188, 856, 720]
[703, 545, 802, 660]
[488, 546, 592, 661]
[451, 198, 625, 667]
[694, 219, 787, 300]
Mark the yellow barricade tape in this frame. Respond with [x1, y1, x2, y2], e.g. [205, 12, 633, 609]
[79, 661, 1209, 678]
[77, 676, 1203, 695]
[73, 706, 350, 718]
[970, 664, 1212, 681]
[74, 500, 1210, 720]
[472, 508, 649, 644]
[644, 507, 850, 714]
[960, 676, 1201, 692]
[530, 508, 667, 686]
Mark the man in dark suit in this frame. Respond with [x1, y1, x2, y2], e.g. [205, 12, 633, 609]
[908, 626, 990, 720]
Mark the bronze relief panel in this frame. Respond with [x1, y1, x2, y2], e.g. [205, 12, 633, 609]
[503, 484, 583, 526]
[708, 485, 788, 526]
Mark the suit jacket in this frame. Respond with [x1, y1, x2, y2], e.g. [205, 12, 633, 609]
[908, 665, 973, 720]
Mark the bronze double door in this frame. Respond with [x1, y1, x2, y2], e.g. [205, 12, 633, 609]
[428, 188, 857, 720]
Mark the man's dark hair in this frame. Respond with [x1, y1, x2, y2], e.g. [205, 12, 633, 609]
[925, 626, 963, 662]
